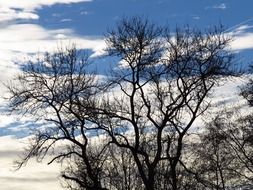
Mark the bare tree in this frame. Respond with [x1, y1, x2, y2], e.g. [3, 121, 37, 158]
[7, 17, 234, 190]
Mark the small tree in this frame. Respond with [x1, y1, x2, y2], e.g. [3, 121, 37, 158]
[191, 114, 240, 190]
[7, 17, 234, 190]
[191, 109, 253, 189]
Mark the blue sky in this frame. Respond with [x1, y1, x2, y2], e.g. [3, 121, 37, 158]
[0, 1, 253, 189]
[35, 0, 253, 36]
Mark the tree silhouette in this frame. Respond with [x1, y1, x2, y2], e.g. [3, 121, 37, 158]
[7, 17, 234, 190]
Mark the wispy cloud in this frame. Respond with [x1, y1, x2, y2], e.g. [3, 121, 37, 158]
[192, 16, 200, 20]
[0, 7, 39, 22]
[206, 3, 227, 10]
[234, 25, 253, 34]
[80, 11, 89, 15]
[0, 0, 91, 22]
[212, 3, 227, 10]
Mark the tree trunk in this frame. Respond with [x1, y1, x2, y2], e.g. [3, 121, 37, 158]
[171, 164, 178, 190]
[144, 168, 155, 190]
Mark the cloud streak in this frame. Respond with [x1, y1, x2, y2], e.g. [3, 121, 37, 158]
[0, 0, 91, 11]
[0, 23, 105, 54]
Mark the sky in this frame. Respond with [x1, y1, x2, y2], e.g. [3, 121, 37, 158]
[0, 0, 253, 189]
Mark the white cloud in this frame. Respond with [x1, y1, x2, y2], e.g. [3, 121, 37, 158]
[231, 32, 253, 50]
[227, 25, 253, 51]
